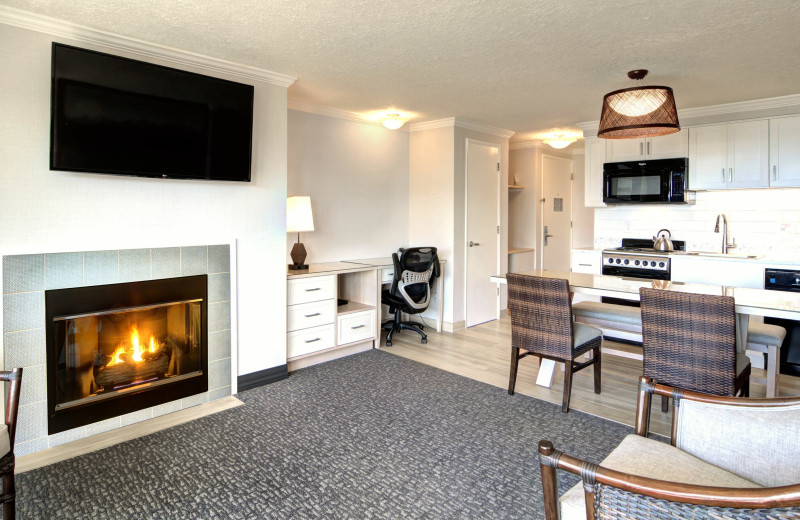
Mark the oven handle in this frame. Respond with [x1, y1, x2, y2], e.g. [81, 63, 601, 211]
[602, 266, 670, 280]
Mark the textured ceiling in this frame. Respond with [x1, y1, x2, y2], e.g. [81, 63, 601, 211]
[4, 0, 800, 141]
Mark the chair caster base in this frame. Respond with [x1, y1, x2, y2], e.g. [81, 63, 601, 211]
[385, 341, 392, 347]
[421, 338, 427, 344]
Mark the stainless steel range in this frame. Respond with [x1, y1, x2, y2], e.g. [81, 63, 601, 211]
[602, 238, 686, 280]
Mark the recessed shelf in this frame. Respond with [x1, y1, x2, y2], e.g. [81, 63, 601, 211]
[509, 184, 525, 190]
[337, 301, 375, 315]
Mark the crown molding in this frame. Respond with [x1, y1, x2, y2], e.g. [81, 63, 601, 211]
[0, 6, 296, 87]
[409, 117, 514, 139]
[288, 99, 391, 128]
[509, 141, 546, 151]
[577, 93, 800, 134]
[408, 118, 456, 132]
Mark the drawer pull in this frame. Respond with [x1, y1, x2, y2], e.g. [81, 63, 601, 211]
[305, 313, 321, 318]
[578, 263, 591, 266]
[351, 324, 366, 329]
[305, 287, 321, 292]
[305, 337, 321, 343]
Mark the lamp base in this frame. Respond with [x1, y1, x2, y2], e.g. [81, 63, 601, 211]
[290, 241, 308, 269]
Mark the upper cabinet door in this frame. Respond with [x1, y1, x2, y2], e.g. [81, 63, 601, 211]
[605, 138, 645, 162]
[584, 137, 607, 208]
[689, 125, 728, 190]
[727, 120, 769, 188]
[647, 130, 688, 159]
[770, 116, 800, 188]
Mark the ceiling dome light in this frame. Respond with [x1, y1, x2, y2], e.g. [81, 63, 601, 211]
[380, 113, 405, 130]
[543, 135, 577, 149]
[598, 69, 680, 139]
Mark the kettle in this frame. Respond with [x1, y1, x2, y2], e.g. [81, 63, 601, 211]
[653, 229, 674, 251]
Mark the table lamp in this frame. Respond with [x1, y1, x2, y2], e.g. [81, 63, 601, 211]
[287, 196, 314, 270]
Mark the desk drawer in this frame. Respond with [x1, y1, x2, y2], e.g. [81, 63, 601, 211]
[338, 309, 376, 345]
[288, 299, 336, 331]
[288, 275, 336, 305]
[381, 268, 395, 284]
[288, 324, 335, 358]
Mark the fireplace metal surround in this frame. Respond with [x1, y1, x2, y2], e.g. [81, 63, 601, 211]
[45, 275, 208, 434]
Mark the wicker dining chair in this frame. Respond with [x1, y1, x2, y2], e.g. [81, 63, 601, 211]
[0, 368, 23, 520]
[507, 273, 602, 413]
[639, 288, 750, 412]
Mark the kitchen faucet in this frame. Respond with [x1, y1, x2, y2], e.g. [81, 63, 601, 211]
[714, 214, 736, 254]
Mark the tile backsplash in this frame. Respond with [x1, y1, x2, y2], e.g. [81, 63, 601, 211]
[594, 188, 800, 259]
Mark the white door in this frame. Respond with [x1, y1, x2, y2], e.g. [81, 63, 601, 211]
[465, 140, 500, 328]
[541, 155, 572, 271]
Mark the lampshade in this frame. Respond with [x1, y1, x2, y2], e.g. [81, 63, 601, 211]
[543, 135, 577, 149]
[598, 70, 680, 139]
[287, 196, 314, 233]
[380, 113, 405, 130]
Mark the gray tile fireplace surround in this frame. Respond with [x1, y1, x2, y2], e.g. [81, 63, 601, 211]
[2, 245, 233, 456]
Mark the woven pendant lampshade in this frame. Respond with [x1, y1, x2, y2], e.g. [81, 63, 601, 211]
[598, 70, 679, 139]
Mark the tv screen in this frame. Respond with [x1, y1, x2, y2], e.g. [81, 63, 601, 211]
[51, 43, 254, 181]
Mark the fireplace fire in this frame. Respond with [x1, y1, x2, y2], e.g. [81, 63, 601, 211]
[46, 275, 208, 434]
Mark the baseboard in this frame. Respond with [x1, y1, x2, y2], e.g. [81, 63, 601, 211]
[443, 320, 466, 333]
[237, 364, 288, 392]
[288, 340, 373, 371]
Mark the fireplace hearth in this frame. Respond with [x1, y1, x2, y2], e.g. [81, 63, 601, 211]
[46, 275, 208, 434]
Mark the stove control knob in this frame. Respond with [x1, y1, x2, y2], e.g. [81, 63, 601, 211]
[615, 258, 621, 264]
[608, 257, 614, 264]
[659, 261, 665, 268]
[634, 260, 640, 266]
[623, 259, 630, 265]
[644, 261, 652, 267]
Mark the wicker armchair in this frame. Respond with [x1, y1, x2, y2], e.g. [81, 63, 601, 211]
[0, 368, 22, 520]
[639, 288, 750, 412]
[507, 273, 602, 413]
[538, 376, 800, 520]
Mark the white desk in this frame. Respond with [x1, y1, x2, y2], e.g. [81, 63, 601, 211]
[344, 257, 446, 333]
[492, 270, 800, 391]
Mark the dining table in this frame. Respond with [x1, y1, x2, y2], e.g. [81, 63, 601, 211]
[491, 269, 800, 390]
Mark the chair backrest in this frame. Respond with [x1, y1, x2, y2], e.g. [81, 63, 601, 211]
[390, 247, 439, 311]
[0, 368, 23, 450]
[639, 288, 738, 395]
[507, 274, 573, 360]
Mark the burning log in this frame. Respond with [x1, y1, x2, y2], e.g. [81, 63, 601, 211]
[94, 328, 172, 389]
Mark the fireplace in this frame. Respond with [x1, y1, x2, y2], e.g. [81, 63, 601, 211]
[45, 275, 208, 434]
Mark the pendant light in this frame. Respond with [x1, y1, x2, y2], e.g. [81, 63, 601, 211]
[598, 70, 679, 139]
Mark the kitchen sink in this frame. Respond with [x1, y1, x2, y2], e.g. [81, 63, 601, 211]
[685, 251, 762, 259]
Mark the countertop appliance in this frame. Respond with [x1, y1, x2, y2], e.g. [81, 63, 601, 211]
[603, 158, 689, 205]
[764, 268, 800, 376]
[602, 238, 686, 280]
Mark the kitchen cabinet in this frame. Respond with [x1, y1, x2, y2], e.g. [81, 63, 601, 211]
[671, 255, 764, 289]
[688, 120, 769, 190]
[571, 249, 602, 274]
[769, 115, 800, 187]
[584, 137, 606, 208]
[605, 129, 688, 162]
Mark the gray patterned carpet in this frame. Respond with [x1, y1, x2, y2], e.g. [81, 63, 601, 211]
[18, 350, 634, 519]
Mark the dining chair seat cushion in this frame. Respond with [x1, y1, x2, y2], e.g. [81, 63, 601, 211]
[0, 426, 8, 458]
[747, 322, 787, 347]
[558, 433, 761, 520]
[573, 322, 602, 350]
[675, 399, 800, 487]
[572, 301, 642, 326]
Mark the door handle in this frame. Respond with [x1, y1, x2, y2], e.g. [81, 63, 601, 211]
[469, 241, 480, 247]
[543, 225, 554, 246]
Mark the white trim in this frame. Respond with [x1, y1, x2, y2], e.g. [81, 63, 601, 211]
[410, 117, 514, 139]
[0, 6, 296, 87]
[509, 141, 547, 151]
[578, 93, 800, 134]
[288, 99, 392, 129]
[464, 138, 502, 327]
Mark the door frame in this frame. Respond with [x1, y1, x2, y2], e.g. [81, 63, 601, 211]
[539, 153, 573, 270]
[463, 138, 502, 325]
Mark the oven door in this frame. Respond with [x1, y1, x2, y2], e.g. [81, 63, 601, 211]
[603, 169, 670, 204]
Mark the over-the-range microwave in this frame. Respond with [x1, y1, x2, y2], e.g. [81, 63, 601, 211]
[603, 158, 694, 204]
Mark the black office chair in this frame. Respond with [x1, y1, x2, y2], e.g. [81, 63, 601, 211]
[382, 247, 440, 346]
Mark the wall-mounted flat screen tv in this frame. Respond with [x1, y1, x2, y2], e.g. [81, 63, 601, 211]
[51, 43, 254, 182]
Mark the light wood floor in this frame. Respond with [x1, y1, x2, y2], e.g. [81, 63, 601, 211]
[382, 317, 800, 437]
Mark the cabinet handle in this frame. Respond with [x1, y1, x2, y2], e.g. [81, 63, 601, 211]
[304, 313, 320, 318]
[305, 287, 321, 292]
[578, 263, 591, 266]
[351, 324, 366, 329]
[721, 168, 725, 182]
[305, 337, 320, 343]
[647, 141, 651, 155]
[774, 165, 778, 181]
[729, 168, 733, 182]
[639, 142, 644, 156]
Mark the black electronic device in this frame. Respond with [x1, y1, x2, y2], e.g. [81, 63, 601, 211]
[50, 43, 254, 182]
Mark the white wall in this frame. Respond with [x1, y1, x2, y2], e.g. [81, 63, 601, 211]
[287, 110, 409, 263]
[594, 188, 800, 259]
[0, 25, 289, 376]
[571, 151, 594, 248]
